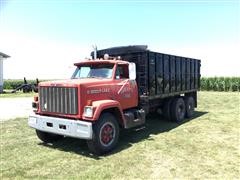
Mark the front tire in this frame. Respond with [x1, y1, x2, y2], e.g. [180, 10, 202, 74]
[87, 113, 119, 155]
[36, 130, 63, 143]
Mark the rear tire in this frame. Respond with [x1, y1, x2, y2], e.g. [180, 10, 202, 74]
[170, 97, 186, 123]
[36, 130, 63, 143]
[163, 98, 173, 120]
[87, 113, 119, 155]
[184, 96, 195, 118]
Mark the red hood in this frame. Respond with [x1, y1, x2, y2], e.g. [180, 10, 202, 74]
[39, 78, 112, 87]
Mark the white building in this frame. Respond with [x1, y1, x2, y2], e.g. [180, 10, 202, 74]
[0, 52, 10, 93]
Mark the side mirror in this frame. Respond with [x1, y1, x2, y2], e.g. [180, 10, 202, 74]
[129, 62, 136, 80]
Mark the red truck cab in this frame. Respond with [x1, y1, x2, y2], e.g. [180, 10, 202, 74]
[29, 57, 144, 155]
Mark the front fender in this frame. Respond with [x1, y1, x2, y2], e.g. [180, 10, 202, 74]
[83, 100, 124, 121]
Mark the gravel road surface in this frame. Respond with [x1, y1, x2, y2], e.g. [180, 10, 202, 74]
[0, 97, 33, 121]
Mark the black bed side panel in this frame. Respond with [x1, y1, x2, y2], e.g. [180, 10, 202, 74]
[95, 48, 200, 98]
[163, 54, 170, 94]
[181, 58, 186, 91]
[190, 59, 194, 89]
[170, 56, 176, 93]
[148, 52, 156, 96]
[176, 57, 181, 92]
[186, 59, 191, 90]
[148, 53, 200, 97]
[156, 53, 164, 94]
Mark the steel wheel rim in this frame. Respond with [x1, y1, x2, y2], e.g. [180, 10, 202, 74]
[178, 104, 185, 118]
[99, 122, 116, 147]
[188, 101, 194, 111]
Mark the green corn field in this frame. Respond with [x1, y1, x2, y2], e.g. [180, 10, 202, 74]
[200, 77, 240, 91]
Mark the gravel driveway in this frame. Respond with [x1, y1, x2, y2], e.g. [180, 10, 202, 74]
[0, 97, 33, 121]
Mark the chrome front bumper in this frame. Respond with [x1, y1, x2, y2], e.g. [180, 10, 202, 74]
[28, 114, 93, 139]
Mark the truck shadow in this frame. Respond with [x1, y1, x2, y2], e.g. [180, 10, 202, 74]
[39, 111, 207, 159]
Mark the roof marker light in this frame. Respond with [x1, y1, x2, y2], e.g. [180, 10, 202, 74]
[104, 54, 109, 60]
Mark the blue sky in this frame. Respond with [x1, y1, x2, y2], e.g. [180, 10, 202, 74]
[0, 0, 239, 79]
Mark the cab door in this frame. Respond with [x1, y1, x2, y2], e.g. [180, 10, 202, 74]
[113, 64, 138, 110]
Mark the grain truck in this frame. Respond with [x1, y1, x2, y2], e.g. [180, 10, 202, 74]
[28, 45, 201, 155]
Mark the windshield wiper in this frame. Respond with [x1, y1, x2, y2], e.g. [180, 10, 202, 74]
[88, 76, 101, 78]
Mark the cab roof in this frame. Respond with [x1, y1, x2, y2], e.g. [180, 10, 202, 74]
[74, 59, 129, 66]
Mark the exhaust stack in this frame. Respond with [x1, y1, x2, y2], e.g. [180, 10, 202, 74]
[92, 45, 97, 59]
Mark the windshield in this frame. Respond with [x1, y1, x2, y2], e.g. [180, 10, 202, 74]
[72, 64, 114, 79]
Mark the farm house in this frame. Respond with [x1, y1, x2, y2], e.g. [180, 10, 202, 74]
[0, 52, 10, 93]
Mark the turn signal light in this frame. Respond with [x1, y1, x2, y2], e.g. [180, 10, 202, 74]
[87, 100, 92, 106]
[34, 96, 38, 102]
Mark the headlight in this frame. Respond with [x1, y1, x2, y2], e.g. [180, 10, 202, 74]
[32, 102, 38, 109]
[84, 106, 94, 117]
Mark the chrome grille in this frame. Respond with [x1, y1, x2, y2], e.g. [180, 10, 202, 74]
[39, 87, 78, 115]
